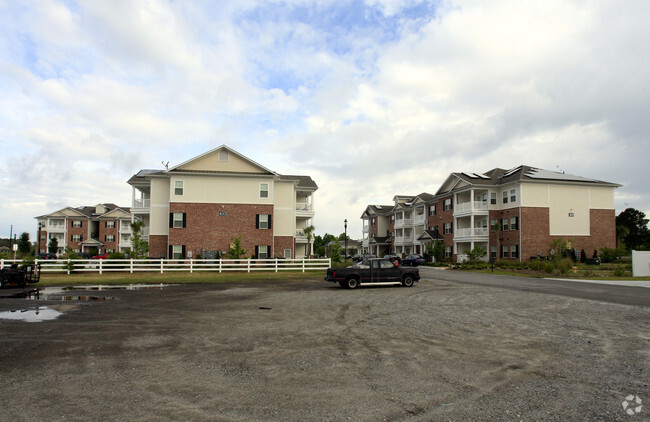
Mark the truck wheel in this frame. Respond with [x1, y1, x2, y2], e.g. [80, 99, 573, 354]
[402, 275, 414, 287]
[346, 277, 359, 289]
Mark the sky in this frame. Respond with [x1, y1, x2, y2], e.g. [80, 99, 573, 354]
[1, 0, 649, 242]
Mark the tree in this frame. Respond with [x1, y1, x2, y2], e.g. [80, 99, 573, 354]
[304, 225, 315, 257]
[338, 233, 349, 241]
[313, 235, 325, 256]
[427, 241, 445, 263]
[48, 237, 58, 254]
[328, 242, 342, 263]
[129, 220, 150, 259]
[227, 236, 248, 259]
[17, 232, 31, 257]
[467, 246, 487, 262]
[616, 208, 650, 251]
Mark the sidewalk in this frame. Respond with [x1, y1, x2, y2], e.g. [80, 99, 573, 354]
[545, 278, 650, 288]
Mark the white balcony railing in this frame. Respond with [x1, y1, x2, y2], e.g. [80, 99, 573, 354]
[133, 199, 151, 209]
[363, 224, 369, 233]
[414, 214, 426, 225]
[455, 201, 489, 213]
[455, 227, 489, 238]
[295, 203, 313, 212]
[395, 218, 413, 228]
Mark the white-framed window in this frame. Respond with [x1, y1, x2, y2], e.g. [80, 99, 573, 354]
[444, 246, 452, 258]
[502, 245, 509, 258]
[105, 235, 115, 242]
[257, 245, 269, 259]
[284, 249, 292, 259]
[429, 205, 436, 216]
[257, 214, 270, 229]
[71, 234, 82, 242]
[510, 189, 516, 203]
[502, 191, 508, 204]
[511, 245, 519, 258]
[444, 198, 452, 211]
[172, 245, 184, 259]
[72, 220, 82, 228]
[510, 216, 518, 230]
[219, 150, 229, 161]
[106, 221, 115, 229]
[174, 180, 184, 196]
[491, 192, 497, 205]
[501, 218, 509, 231]
[491, 219, 498, 230]
[491, 246, 497, 259]
[106, 249, 114, 254]
[443, 222, 452, 234]
[260, 183, 269, 198]
[173, 212, 185, 228]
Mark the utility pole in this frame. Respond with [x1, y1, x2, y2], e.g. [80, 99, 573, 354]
[9, 224, 12, 248]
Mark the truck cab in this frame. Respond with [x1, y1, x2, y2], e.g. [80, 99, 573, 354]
[325, 258, 420, 289]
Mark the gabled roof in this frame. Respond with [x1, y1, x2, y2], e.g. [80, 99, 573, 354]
[417, 229, 444, 241]
[361, 205, 394, 218]
[279, 175, 318, 190]
[169, 145, 277, 175]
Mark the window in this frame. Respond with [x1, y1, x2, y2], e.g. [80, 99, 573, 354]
[443, 222, 453, 234]
[501, 218, 509, 231]
[491, 192, 497, 205]
[40, 235, 46, 241]
[510, 216, 519, 230]
[170, 212, 186, 228]
[260, 183, 269, 198]
[72, 220, 82, 228]
[511, 245, 519, 258]
[256, 245, 269, 259]
[171, 245, 185, 259]
[444, 246, 452, 258]
[284, 249, 292, 259]
[502, 245, 509, 258]
[491, 246, 497, 259]
[371, 218, 376, 226]
[444, 198, 452, 211]
[390, 215, 395, 223]
[71, 234, 82, 242]
[106, 249, 114, 254]
[429, 205, 436, 216]
[502, 191, 508, 204]
[105, 235, 115, 242]
[256, 214, 272, 229]
[510, 189, 516, 202]
[219, 150, 229, 161]
[174, 180, 184, 196]
[491, 219, 498, 230]
[106, 221, 115, 229]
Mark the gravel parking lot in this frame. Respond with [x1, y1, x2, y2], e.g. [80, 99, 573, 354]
[0, 270, 648, 421]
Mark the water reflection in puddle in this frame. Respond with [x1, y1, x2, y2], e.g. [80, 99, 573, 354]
[0, 307, 63, 322]
[6, 288, 115, 302]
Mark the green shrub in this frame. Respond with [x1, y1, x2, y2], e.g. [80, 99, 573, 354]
[555, 259, 574, 275]
[543, 261, 555, 274]
[613, 264, 626, 277]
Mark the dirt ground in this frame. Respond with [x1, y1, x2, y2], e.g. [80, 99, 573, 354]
[0, 269, 648, 421]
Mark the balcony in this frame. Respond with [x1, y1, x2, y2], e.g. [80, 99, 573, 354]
[133, 199, 151, 209]
[394, 234, 413, 244]
[454, 201, 488, 216]
[296, 202, 315, 218]
[362, 224, 369, 233]
[414, 214, 426, 225]
[394, 218, 413, 229]
[295, 230, 308, 243]
[454, 227, 489, 239]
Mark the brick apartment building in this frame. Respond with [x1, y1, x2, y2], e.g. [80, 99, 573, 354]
[128, 145, 317, 259]
[35, 204, 133, 256]
[361, 166, 620, 262]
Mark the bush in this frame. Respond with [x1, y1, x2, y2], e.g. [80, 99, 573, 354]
[554, 259, 574, 275]
[613, 264, 626, 277]
[543, 261, 555, 274]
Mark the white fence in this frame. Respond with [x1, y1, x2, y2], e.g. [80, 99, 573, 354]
[0, 258, 332, 275]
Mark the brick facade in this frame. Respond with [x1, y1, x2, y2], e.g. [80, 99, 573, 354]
[68, 219, 87, 251]
[521, 207, 616, 259]
[168, 203, 275, 258]
[274, 236, 294, 258]
[98, 221, 118, 253]
[149, 235, 168, 259]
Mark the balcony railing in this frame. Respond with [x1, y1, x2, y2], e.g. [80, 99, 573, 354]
[395, 218, 413, 228]
[133, 199, 151, 209]
[295, 203, 313, 212]
[455, 227, 489, 238]
[414, 214, 426, 225]
[455, 201, 489, 213]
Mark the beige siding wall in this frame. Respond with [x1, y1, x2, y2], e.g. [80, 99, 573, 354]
[150, 178, 170, 236]
[181, 151, 267, 173]
[521, 183, 549, 207]
[589, 186, 615, 209]
[170, 175, 274, 204]
[273, 181, 295, 236]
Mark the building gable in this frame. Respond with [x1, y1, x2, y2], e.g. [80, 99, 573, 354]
[171, 145, 275, 175]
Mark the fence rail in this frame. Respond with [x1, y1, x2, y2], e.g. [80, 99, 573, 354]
[0, 258, 332, 275]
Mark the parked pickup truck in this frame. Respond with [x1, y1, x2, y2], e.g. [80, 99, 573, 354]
[325, 258, 420, 289]
[0, 263, 41, 288]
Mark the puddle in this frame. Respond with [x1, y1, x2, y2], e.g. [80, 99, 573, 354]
[3, 288, 115, 302]
[62, 284, 173, 291]
[0, 307, 63, 323]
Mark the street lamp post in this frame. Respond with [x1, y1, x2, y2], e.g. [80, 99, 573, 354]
[344, 219, 348, 261]
[37, 222, 43, 256]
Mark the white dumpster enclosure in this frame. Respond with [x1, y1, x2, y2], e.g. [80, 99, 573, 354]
[632, 250, 650, 277]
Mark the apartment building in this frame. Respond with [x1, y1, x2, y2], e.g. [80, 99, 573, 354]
[361, 166, 620, 262]
[35, 204, 133, 255]
[128, 145, 317, 259]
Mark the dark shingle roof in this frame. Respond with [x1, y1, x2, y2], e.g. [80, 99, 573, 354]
[280, 175, 318, 189]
